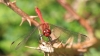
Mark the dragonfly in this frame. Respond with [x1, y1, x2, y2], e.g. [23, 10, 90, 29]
[35, 7, 52, 41]
[11, 7, 89, 54]
[35, 7, 89, 43]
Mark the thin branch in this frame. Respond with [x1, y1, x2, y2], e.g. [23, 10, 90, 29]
[57, 0, 94, 38]
[1, 0, 39, 26]
[57, 0, 98, 53]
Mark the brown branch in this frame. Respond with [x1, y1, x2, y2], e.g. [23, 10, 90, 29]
[1, 0, 39, 26]
[57, 0, 98, 48]
[0, 0, 58, 46]
[57, 0, 98, 55]
[57, 0, 94, 38]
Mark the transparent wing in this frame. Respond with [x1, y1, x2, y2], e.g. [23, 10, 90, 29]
[49, 24, 89, 44]
[10, 26, 41, 54]
[10, 23, 89, 55]
[10, 24, 51, 51]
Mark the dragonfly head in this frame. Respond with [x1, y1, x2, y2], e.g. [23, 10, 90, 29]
[43, 28, 51, 37]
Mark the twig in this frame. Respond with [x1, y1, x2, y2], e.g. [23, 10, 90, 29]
[57, 0, 97, 46]
[57, 0, 94, 38]
[57, 0, 98, 55]
[0, 0, 39, 26]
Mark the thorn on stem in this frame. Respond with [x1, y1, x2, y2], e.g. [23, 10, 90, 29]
[25, 46, 40, 49]
[65, 37, 74, 48]
[27, 19, 31, 26]
[56, 41, 63, 48]
[12, 0, 16, 4]
[65, 37, 73, 45]
[20, 17, 26, 26]
[20, 16, 37, 26]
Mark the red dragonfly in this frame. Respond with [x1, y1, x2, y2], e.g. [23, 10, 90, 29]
[11, 7, 89, 52]
[35, 7, 51, 39]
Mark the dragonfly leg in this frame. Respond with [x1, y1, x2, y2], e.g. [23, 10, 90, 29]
[48, 36, 52, 42]
[39, 34, 43, 41]
[38, 28, 44, 41]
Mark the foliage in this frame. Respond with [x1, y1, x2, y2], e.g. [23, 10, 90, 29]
[0, 0, 100, 56]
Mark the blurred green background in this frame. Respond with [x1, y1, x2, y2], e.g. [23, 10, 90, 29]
[0, 0, 100, 56]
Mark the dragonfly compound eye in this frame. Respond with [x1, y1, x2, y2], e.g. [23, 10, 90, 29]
[43, 28, 51, 37]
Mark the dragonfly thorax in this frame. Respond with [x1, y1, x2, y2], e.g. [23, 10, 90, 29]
[43, 28, 51, 37]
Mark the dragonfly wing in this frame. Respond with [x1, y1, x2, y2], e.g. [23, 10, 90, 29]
[49, 24, 89, 44]
[50, 24, 72, 43]
[11, 26, 40, 51]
